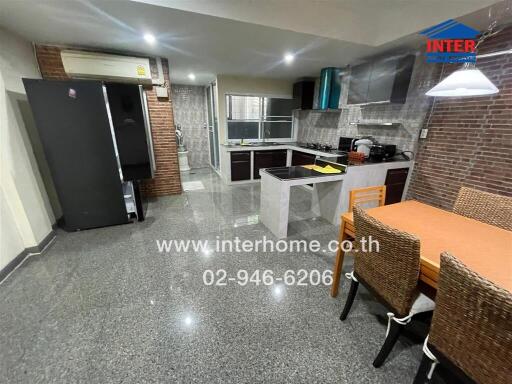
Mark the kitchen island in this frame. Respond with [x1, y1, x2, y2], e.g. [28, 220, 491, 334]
[259, 159, 413, 238]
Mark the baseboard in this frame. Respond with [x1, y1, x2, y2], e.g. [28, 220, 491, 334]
[0, 229, 56, 284]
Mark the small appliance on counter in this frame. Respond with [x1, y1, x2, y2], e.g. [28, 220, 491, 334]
[348, 151, 366, 163]
[369, 144, 397, 162]
[354, 138, 374, 158]
[338, 137, 355, 152]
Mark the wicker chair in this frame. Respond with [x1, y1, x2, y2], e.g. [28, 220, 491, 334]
[453, 186, 512, 231]
[340, 206, 435, 367]
[413, 252, 512, 384]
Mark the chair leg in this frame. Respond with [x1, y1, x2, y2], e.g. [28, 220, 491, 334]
[413, 353, 434, 384]
[372, 318, 403, 367]
[331, 220, 348, 297]
[339, 279, 359, 321]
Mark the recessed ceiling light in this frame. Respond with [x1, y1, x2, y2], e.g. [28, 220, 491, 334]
[284, 53, 295, 64]
[144, 33, 156, 45]
[188, 73, 196, 81]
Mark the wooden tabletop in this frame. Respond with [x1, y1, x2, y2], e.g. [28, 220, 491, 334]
[342, 200, 512, 292]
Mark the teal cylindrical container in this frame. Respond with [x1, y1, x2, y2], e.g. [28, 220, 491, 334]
[318, 67, 332, 110]
[328, 68, 342, 109]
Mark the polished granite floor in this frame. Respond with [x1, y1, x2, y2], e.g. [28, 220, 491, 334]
[1, 169, 450, 383]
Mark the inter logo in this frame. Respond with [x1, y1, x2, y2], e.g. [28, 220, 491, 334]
[420, 19, 480, 63]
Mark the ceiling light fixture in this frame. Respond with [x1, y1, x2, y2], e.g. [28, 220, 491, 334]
[425, 66, 498, 97]
[144, 33, 156, 45]
[188, 73, 196, 81]
[425, 8, 510, 98]
[284, 53, 295, 64]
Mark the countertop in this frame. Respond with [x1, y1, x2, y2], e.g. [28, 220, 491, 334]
[221, 143, 411, 167]
[221, 142, 342, 158]
[263, 165, 346, 180]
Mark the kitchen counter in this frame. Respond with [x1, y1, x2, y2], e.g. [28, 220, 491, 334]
[258, 159, 413, 238]
[263, 164, 346, 180]
[221, 143, 342, 158]
[259, 167, 346, 238]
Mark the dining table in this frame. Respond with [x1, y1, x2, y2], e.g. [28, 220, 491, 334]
[331, 200, 512, 297]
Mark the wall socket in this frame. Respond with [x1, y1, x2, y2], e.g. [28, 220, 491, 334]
[420, 129, 429, 139]
[155, 86, 168, 98]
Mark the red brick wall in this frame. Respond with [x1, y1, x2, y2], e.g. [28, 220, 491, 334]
[34, 45, 182, 197]
[407, 27, 512, 210]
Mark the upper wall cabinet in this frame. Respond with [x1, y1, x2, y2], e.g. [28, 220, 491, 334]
[347, 63, 372, 105]
[347, 54, 415, 105]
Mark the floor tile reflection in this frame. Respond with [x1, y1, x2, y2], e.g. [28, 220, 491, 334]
[0, 168, 445, 383]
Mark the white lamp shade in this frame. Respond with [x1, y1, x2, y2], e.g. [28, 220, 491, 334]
[426, 68, 499, 97]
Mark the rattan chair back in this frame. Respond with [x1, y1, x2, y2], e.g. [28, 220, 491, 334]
[453, 186, 512, 231]
[353, 205, 421, 317]
[429, 252, 512, 384]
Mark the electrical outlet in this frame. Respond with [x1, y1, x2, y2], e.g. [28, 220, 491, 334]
[420, 129, 429, 139]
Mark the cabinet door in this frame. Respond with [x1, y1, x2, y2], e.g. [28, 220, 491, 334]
[254, 150, 287, 179]
[390, 54, 416, 103]
[367, 57, 396, 103]
[231, 151, 251, 181]
[347, 63, 371, 104]
[293, 81, 315, 109]
[272, 150, 287, 166]
[291, 151, 316, 166]
[384, 168, 409, 204]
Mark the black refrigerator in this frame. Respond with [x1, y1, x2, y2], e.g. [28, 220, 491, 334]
[23, 79, 155, 231]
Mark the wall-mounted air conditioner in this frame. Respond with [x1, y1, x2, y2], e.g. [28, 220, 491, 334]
[61, 50, 152, 85]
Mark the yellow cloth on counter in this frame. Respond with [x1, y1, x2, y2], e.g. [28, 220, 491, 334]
[301, 164, 342, 174]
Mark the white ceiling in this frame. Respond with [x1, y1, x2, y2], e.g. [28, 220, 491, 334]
[134, 0, 498, 46]
[0, 0, 506, 85]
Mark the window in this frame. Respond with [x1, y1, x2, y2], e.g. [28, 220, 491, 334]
[226, 95, 295, 141]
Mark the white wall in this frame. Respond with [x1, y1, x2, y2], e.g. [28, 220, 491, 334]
[215, 75, 293, 144]
[0, 28, 53, 271]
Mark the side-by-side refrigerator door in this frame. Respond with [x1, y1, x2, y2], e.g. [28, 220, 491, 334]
[140, 86, 156, 177]
[23, 78, 129, 231]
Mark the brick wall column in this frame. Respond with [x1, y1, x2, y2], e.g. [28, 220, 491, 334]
[407, 27, 512, 209]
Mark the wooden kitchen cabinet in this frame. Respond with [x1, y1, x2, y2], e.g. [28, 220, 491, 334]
[230, 151, 251, 181]
[384, 167, 409, 204]
[253, 150, 287, 179]
[291, 150, 316, 166]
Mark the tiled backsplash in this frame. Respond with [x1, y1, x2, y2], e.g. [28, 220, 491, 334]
[295, 53, 440, 154]
[171, 84, 210, 169]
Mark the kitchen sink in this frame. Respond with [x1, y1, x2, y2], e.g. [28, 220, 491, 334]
[225, 142, 287, 147]
[246, 142, 282, 146]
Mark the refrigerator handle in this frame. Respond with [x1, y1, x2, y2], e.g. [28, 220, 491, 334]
[139, 85, 156, 177]
[102, 85, 124, 182]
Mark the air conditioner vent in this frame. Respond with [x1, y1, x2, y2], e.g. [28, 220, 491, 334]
[61, 50, 152, 85]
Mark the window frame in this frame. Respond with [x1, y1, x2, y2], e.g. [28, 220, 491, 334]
[225, 93, 296, 143]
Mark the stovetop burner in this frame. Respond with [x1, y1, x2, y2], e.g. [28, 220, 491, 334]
[298, 142, 335, 152]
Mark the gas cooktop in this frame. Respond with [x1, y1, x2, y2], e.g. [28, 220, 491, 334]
[297, 142, 347, 155]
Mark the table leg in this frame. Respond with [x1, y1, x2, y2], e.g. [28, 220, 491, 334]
[331, 219, 348, 297]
